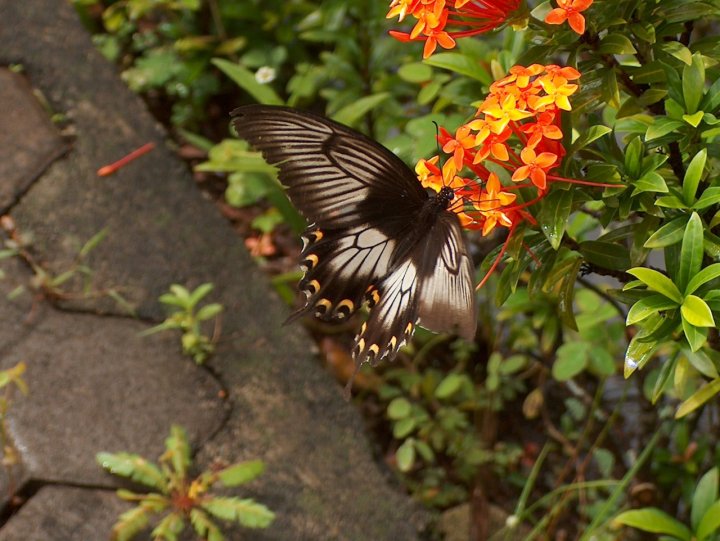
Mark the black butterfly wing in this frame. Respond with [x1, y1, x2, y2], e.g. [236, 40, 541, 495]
[232, 105, 427, 325]
[231, 105, 427, 228]
[354, 212, 477, 365]
[231, 105, 477, 365]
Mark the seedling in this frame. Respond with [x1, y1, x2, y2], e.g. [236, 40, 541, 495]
[97, 424, 275, 541]
[141, 283, 222, 364]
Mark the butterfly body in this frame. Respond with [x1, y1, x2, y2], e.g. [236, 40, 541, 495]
[232, 105, 477, 366]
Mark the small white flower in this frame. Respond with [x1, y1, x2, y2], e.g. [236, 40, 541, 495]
[505, 515, 519, 528]
[255, 66, 276, 84]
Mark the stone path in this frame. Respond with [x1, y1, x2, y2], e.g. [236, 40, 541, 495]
[0, 1, 426, 539]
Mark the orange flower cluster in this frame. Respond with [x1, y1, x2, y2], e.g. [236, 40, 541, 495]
[545, 0, 593, 34]
[416, 64, 587, 286]
[386, 0, 522, 58]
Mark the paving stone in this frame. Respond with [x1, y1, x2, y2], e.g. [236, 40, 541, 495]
[0, 1, 428, 539]
[0, 303, 227, 488]
[0, 69, 66, 214]
[0, 486, 127, 540]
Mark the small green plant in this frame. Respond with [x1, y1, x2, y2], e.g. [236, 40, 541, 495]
[613, 467, 720, 541]
[379, 346, 526, 507]
[97, 424, 275, 541]
[0, 218, 133, 313]
[142, 283, 222, 364]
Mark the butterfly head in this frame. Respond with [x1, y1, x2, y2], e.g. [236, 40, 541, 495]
[436, 186, 455, 210]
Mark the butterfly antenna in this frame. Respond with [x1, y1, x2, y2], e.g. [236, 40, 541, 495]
[432, 121, 441, 155]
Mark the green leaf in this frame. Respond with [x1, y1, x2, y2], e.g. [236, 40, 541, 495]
[423, 52, 490, 82]
[684, 348, 720, 379]
[652, 355, 678, 403]
[396, 438, 416, 472]
[684, 111, 705, 127]
[189, 509, 224, 541]
[624, 136, 643, 178]
[212, 58, 283, 106]
[569, 125, 611, 153]
[435, 373, 464, 399]
[683, 317, 708, 352]
[697, 499, 720, 541]
[187, 283, 214, 308]
[692, 468, 719, 532]
[683, 149, 707, 205]
[111, 505, 153, 541]
[646, 117, 684, 141]
[627, 268, 682, 303]
[644, 216, 688, 248]
[631, 171, 668, 196]
[387, 397, 412, 420]
[538, 189, 573, 250]
[552, 342, 589, 381]
[96, 452, 168, 492]
[613, 508, 692, 540]
[676, 378, 720, 418]
[151, 512, 184, 541]
[681, 295, 715, 327]
[599, 33, 637, 55]
[196, 303, 223, 321]
[331, 92, 390, 127]
[678, 213, 704, 292]
[202, 497, 275, 528]
[683, 52, 706, 114]
[397, 62, 433, 83]
[165, 425, 191, 479]
[579, 241, 630, 271]
[694, 187, 720, 210]
[217, 460, 265, 487]
[626, 294, 679, 325]
[685, 263, 720, 296]
[558, 255, 583, 331]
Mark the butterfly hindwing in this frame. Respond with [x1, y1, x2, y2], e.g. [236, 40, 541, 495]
[416, 213, 477, 340]
[353, 212, 476, 364]
[290, 224, 396, 324]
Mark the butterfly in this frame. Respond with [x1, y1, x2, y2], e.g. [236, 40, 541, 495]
[231, 105, 477, 367]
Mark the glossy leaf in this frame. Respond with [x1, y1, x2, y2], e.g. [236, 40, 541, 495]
[646, 117, 684, 141]
[685, 263, 720, 295]
[612, 508, 692, 540]
[683, 52, 705, 114]
[676, 378, 720, 418]
[684, 348, 720, 379]
[423, 52, 491, 82]
[396, 438, 416, 472]
[683, 149, 707, 205]
[682, 317, 708, 352]
[631, 171, 668, 195]
[694, 187, 720, 210]
[599, 33, 637, 55]
[627, 268, 682, 303]
[644, 216, 688, 248]
[681, 295, 715, 327]
[652, 354, 677, 403]
[692, 468, 719, 532]
[538, 189, 573, 250]
[697, 499, 720, 541]
[626, 294, 679, 325]
[677, 213, 704, 292]
[579, 241, 631, 271]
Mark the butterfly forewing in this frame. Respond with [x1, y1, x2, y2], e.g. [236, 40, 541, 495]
[231, 105, 477, 366]
[231, 106, 426, 228]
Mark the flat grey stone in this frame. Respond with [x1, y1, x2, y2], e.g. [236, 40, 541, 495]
[0, 298, 226, 488]
[0, 486, 126, 540]
[0, 69, 66, 213]
[0, 1, 427, 539]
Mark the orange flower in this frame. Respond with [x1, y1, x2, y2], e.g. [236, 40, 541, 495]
[520, 111, 563, 148]
[480, 94, 533, 133]
[528, 74, 578, 111]
[545, 0, 593, 34]
[512, 147, 558, 190]
[442, 125, 477, 169]
[476, 173, 517, 236]
[472, 127, 511, 163]
[388, 0, 522, 58]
